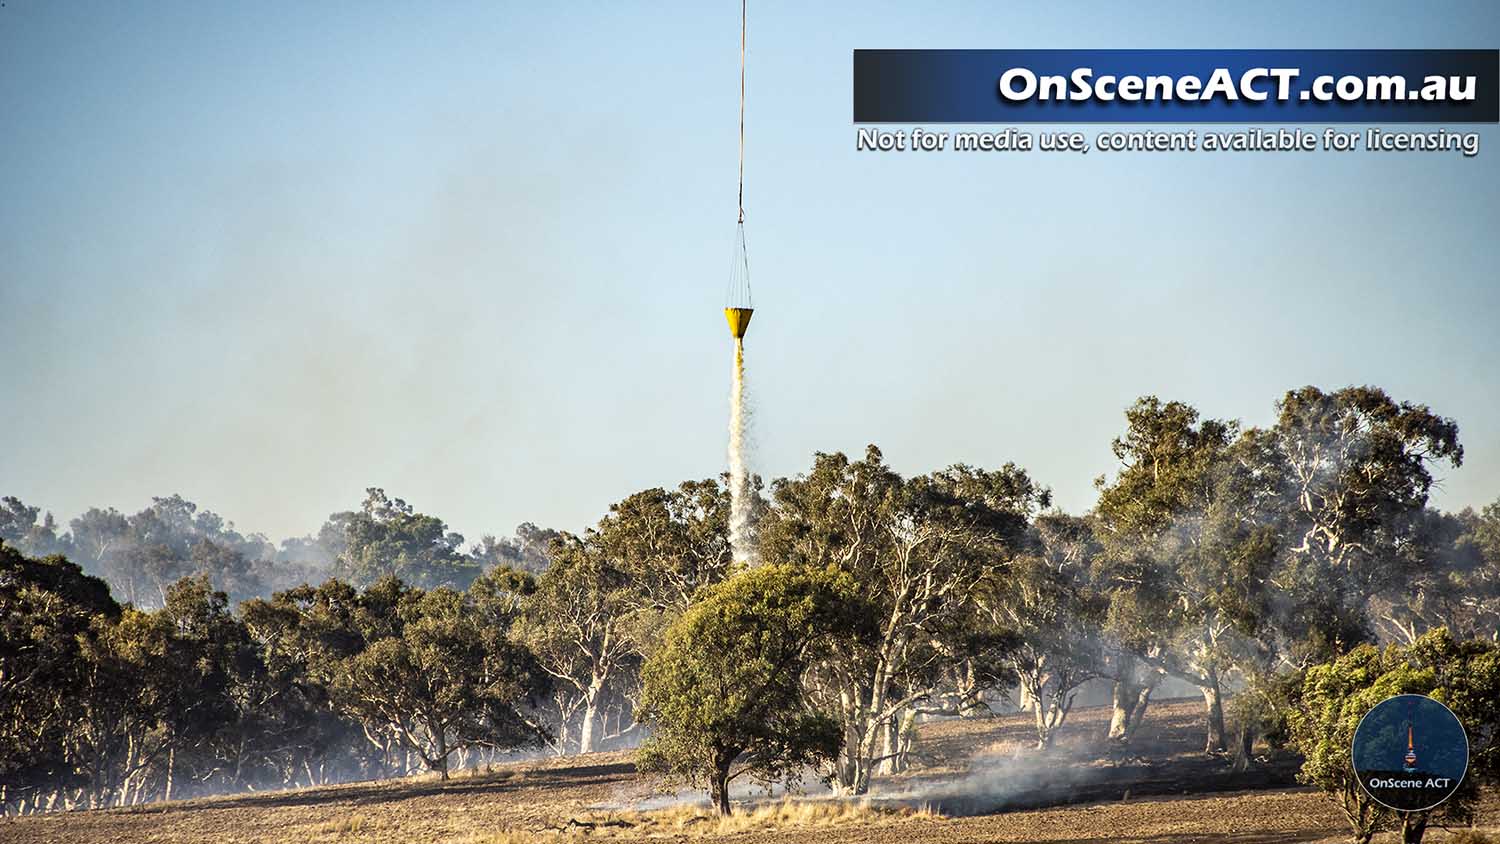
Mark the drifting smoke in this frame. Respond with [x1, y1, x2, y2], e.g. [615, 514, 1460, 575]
[597, 770, 828, 814]
[870, 746, 1102, 816]
[604, 747, 1108, 818]
[727, 338, 756, 565]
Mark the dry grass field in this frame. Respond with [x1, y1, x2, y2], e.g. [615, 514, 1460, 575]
[5, 699, 1496, 844]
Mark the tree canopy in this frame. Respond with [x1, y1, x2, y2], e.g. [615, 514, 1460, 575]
[637, 564, 857, 814]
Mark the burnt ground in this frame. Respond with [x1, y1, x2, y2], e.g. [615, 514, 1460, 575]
[4, 698, 1496, 844]
[869, 696, 1306, 815]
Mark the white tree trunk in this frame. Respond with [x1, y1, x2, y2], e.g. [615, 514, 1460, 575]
[578, 679, 604, 754]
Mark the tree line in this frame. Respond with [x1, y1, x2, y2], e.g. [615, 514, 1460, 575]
[0, 488, 557, 608]
[3, 384, 1498, 822]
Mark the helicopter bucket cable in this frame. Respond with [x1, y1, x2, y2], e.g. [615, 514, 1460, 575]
[724, 0, 753, 336]
[737, 0, 746, 225]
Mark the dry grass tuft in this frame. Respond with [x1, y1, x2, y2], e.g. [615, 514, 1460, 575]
[309, 814, 371, 840]
[452, 798, 942, 842]
[455, 832, 577, 844]
[617, 798, 939, 835]
[1448, 832, 1500, 844]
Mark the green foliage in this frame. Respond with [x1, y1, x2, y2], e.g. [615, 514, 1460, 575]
[1, 534, 551, 811]
[1286, 630, 1500, 844]
[470, 522, 558, 574]
[0, 543, 119, 801]
[512, 479, 733, 755]
[1261, 386, 1465, 660]
[977, 533, 1105, 748]
[1095, 389, 1468, 755]
[636, 564, 855, 814]
[330, 584, 547, 778]
[1375, 500, 1500, 645]
[512, 532, 643, 755]
[335, 489, 479, 589]
[0, 497, 66, 557]
[466, 564, 537, 629]
[1096, 397, 1240, 538]
[759, 445, 1048, 794]
[593, 480, 734, 614]
[1094, 397, 1264, 751]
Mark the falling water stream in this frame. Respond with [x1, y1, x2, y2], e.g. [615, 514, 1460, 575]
[727, 336, 754, 565]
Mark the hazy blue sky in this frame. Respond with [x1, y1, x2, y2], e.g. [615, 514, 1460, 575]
[3, 1, 1497, 544]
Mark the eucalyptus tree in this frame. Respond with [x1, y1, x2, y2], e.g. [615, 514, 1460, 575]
[329, 584, 547, 779]
[470, 522, 560, 575]
[1252, 386, 1464, 660]
[64, 604, 196, 807]
[334, 488, 479, 589]
[240, 578, 406, 781]
[58, 496, 281, 607]
[514, 481, 735, 755]
[513, 534, 639, 755]
[1452, 499, 1500, 640]
[0, 497, 65, 557]
[1094, 397, 1277, 753]
[636, 565, 856, 815]
[761, 445, 1048, 794]
[1369, 501, 1500, 646]
[466, 564, 536, 629]
[976, 514, 1108, 748]
[0, 543, 118, 812]
[237, 587, 366, 787]
[595, 479, 734, 615]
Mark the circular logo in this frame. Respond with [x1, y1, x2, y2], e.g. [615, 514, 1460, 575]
[1351, 694, 1468, 812]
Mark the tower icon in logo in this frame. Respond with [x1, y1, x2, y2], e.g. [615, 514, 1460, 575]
[1403, 724, 1418, 773]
